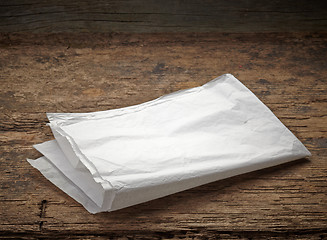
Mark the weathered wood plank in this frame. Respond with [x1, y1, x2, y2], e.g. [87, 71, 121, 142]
[0, 0, 327, 33]
[0, 33, 326, 239]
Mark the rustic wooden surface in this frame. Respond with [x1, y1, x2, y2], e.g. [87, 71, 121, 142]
[1, 0, 327, 33]
[0, 32, 326, 239]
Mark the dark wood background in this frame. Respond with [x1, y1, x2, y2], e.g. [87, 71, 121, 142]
[0, 1, 326, 239]
[1, 0, 327, 33]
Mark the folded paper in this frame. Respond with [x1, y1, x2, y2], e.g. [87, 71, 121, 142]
[27, 74, 311, 213]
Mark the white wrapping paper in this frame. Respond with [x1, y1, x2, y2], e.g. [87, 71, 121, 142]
[27, 74, 311, 213]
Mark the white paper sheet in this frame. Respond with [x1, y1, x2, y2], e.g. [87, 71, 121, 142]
[27, 74, 311, 213]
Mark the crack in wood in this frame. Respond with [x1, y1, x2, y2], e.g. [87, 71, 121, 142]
[39, 200, 47, 218]
[0, 229, 326, 239]
[39, 200, 47, 231]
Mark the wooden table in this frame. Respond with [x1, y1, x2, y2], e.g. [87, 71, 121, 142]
[1, 33, 326, 239]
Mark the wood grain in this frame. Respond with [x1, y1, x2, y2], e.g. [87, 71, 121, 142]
[0, 0, 327, 33]
[0, 32, 326, 239]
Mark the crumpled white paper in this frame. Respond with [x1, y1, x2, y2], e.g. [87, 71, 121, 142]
[27, 74, 311, 213]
